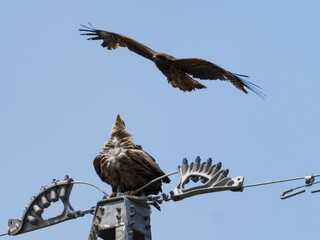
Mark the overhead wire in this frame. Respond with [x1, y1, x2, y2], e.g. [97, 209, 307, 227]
[135, 171, 178, 194]
[71, 181, 109, 196]
[242, 174, 320, 189]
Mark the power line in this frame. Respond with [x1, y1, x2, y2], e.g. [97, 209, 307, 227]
[72, 181, 109, 196]
[243, 174, 320, 189]
[135, 171, 178, 194]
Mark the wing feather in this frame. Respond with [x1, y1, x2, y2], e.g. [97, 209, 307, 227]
[93, 154, 102, 177]
[173, 58, 265, 98]
[126, 149, 170, 183]
[79, 25, 156, 60]
[172, 58, 228, 80]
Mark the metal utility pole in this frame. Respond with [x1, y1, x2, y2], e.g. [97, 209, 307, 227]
[87, 157, 243, 240]
[88, 196, 151, 240]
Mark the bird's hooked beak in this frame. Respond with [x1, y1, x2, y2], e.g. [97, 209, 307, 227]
[114, 114, 125, 127]
[110, 114, 132, 140]
[152, 55, 156, 61]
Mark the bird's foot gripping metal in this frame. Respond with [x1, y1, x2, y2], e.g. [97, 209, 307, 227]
[108, 192, 118, 199]
[125, 190, 136, 196]
[7, 175, 95, 236]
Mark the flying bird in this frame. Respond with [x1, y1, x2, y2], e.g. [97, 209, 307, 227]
[80, 25, 264, 97]
[93, 114, 170, 206]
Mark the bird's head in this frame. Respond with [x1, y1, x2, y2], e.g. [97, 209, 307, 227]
[110, 114, 132, 140]
[152, 54, 170, 62]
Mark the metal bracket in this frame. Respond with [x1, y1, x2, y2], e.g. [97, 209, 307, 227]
[280, 175, 320, 199]
[88, 196, 151, 240]
[7, 175, 94, 235]
[170, 157, 244, 201]
[144, 157, 244, 205]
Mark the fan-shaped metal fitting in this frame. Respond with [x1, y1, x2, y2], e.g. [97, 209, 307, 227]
[8, 176, 75, 235]
[171, 157, 244, 201]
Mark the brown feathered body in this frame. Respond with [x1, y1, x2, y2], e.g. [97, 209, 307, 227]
[93, 114, 170, 196]
[80, 25, 264, 97]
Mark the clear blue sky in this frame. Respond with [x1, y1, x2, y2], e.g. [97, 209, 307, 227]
[1, 1, 320, 239]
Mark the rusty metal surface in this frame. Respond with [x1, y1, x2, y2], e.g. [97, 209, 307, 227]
[88, 196, 151, 240]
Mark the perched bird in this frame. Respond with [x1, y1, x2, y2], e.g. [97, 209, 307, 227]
[93, 114, 170, 203]
[80, 25, 264, 97]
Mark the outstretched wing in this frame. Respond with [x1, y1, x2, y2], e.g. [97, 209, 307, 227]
[79, 25, 156, 60]
[173, 58, 265, 98]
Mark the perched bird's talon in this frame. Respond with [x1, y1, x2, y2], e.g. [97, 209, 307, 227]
[108, 192, 117, 198]
[126, 190, 136, 196]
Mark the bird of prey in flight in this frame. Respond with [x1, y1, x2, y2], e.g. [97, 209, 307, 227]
[93, 114, 170, 208]
[80, 25, 264, 97]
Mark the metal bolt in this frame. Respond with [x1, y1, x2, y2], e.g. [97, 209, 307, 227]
[130, 212, 136, 217]
[191, 176, 199, 183]
[99, 206, 105, 215]
[30, 195, 37, 201]
[130, 204, 136, 209]
[143, 216, 149, 221]
[64, 175, 69, 180]
[93, 223, 98, 232]
[200, 177, 208, 183]
[129, 221, 135, 226]
[145, 225, 151, 230]
[116, 208, 121, 214]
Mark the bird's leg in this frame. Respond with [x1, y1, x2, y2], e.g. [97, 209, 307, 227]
[117, 185, 125, 196]
[108, 186, 121, 198]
